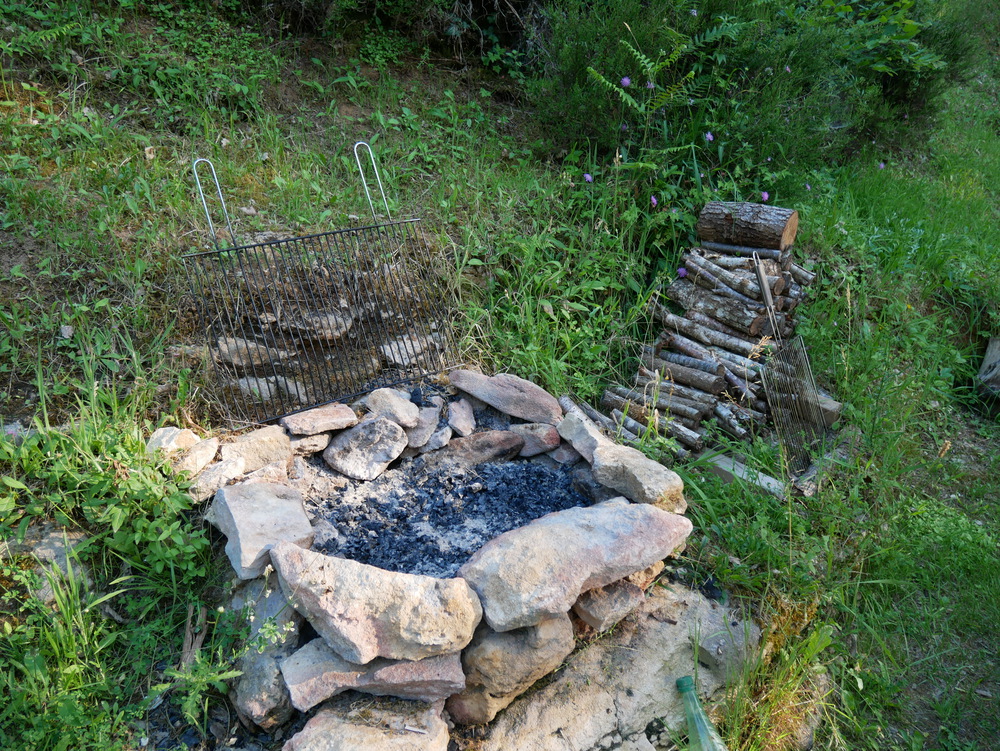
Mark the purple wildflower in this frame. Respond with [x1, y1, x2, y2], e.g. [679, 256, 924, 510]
[646, 81, 655, 89]
[879, 161, 886, 169]
[704, 131, 714, 142]
[621, 76, 631, 87]
[650, 195, 658, 207]
[678, 267, 688, 277]
[785, 65, 791, 73]
[584, 173, 593, 183]
[806, 183, 811, 191]
[761, 191, 769, 202]
[621, 123, 628, 131]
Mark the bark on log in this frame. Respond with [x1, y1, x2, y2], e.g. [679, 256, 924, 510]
[643, 345, 724, 376]
[681, 258, 763, 308]
[601, 391, 704, 450]
[699, 240, 782, 261]
[653, 306, 761, 357]
[697, 201, 799, 250]
[639, 353, 726, 394]
[978, 338, 1000, 397]
[713, 404, 749, 440]
[790, 263, 816, 286]
[632, 371, 716, 412]
[612, 384, 708, 422]
[610, 410, 689, 460]
[685, 254, 767, 303]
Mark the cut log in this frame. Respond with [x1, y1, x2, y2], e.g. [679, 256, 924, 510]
[632, 371, 716, 411]
[978, 338, 1000, 397]
[601, 391, 704, 450]
[610, 410, 689, 460]
[713, 404, 749, 440]
[639, 354, 726, 394]
[699, 241, 782, 261]
[790, 263, 816, 286]
[686, 253, 785, 300]
[681, 258, 762, 308]
[643, 345, 724, 376]
[612, 384, 708, 422]
[653, 306, 762, 358]
[697, 201, 799, 250]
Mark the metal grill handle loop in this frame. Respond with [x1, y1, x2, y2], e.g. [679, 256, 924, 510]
[354, 141, 392, 222]
[193, 158, 238, 250]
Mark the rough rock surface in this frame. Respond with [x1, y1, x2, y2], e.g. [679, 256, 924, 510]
[281, 639, 464, 710]
[446, 613, 575, 725]
[280, 403, 358, 436]
[366, 388, 420, 429]
[448, 370, 563, 425]
[556, 412, 612, 464]
[209, 483, 314, 579]
[191, 456, 246, 502]
[380, 334, 438, 368]
[216, 336, 295, 368]
[509, 423, 561, 457]
[28, 528, 90, 604]
[591, 443, 687, 513]
[281, 695, 449, 751]
[447, 398, 476, 437]
[146, 426, 200, 456]
[323, 417, 409, 481]
[572, 579, 646, 633]
[173, 437, 219, 476]
[405, 405, 441, 449]
[270, 541, 482, 664]
[242, 459, 290, 485]
[459, 499, 691, 632]
[220, 425, 292, 474]
[418, 425, 452, 454]
[422, 431, 524, 470]
[231, 573, 303, 730]
[479, 585, 756, 751]
[290, 433, 331, 456]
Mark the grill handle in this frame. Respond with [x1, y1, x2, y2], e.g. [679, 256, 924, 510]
[353, 141, 392, 222]
[192, 158, 238, 250]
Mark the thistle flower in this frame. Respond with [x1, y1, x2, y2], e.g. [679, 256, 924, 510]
[879, 161, 886, 169]
[761, 191, 769, 202]
[646, 81, 655, 89]
[650, 195, 658, 207]
[584, 173, 593, 183]
[621, 76, 631, 87]
[678, 267, 688, 277]
[704, 131, 714, 142]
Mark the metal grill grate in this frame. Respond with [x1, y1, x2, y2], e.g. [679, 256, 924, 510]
[183, 149, 456, 425]
[760, 335, 826, 473]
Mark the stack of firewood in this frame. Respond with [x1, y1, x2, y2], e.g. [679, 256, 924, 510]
[592, 201, 819, 457]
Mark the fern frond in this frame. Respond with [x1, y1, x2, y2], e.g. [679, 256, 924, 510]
[587, 67, 641, 112]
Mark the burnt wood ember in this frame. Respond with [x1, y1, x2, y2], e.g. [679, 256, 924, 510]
[300, 456, 588, 578]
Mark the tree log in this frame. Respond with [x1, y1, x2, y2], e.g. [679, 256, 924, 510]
[613, 384, 708, 421]
[653, 306, 762, 357]
[632, 371, 717, 411]
[610, 410, 689, 460]
[699, 240, 782, 261]
[681, 258, 762, 308]
[639, 353, 726, 394]
[790, 263, 816, 286]
[644, 345, 724, 376]
[713, 403, 749, 440]
[697, 201, 799, 250]
[684, 254, 766, 303]
[601, 391, 704, 450]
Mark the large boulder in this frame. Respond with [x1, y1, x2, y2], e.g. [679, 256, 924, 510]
[282, 695, 449, 751]
[208, 482, 314, 579]
[323, 417, 409, 481]
[445, 613, 575, 725]
[479, 585, 757, 751]
[270, 542, 482, 664]
[280, 639, 464, 710]
[448, 371, 562, 425]
[458, 499, 691, 632]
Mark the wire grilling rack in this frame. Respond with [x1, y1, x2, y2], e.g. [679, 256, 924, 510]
[183, 144, 457, 425]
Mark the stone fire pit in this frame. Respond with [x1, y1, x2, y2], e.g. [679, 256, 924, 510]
[149, 370, 758, 751]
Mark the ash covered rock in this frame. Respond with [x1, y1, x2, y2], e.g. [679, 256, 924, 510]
[297, 455, 589, 578]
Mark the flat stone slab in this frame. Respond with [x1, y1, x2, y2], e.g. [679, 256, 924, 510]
[572, 579, 645, 632]
[173, 437, 219, 476]
[447, 398, 476, 437]
[209, 482, 314, 579]
[422, 430, 524, 470]
[509, 423, 560, 457]
[270, 541, 482, 664]
[191, 456, 245, 502]
[592, 443, 686, 512]
[556, 411, 612, 464]
[479, 585, 756, 751]
[146, 426, 200, 456]
[323, 417, 409, 481]
[367, 388, 420, 429]
[220, 425, 292, 474]
[281, 639, 465, 710]
[448, 370, 562, 425]
[280, 403, 358, 436]
[406, 405, 441, 449]
[281, 695, 449, 751]
[459, 499, 692, 632]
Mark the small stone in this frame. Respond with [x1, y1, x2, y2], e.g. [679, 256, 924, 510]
[290, 433, 331, 456]
[29, 528, 90, 605]
[280, 404, 358, 436]
[379, 334, 440, 368]
[447, 398, 476, 437]
[286, 311, 354, 342]
[280, 639, 465, 710]
[547, 443, 582, 465]
[209, 482, 314, 579]
[406, 405, 441, 449]
[146, 427, 200, 457]
[366, 388, 420, 429]
[220, 425, 292, 474]
[556, 412, 612, 464]
[418, 426, 452, 454]
[323, 417, 408, 481]
[591, 444, 686, 512]
[242, 460, 289, 485]
[509, 423, 561, 457]
[191, 456, 246, 502]
[172, 437, 220, 476]
[449, 370, 563, 425]
[572, 580, 645, 632]
[215, 336, 295, 368]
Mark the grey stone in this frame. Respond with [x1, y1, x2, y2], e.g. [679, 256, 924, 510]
[281, 695, 449, 751]
[216, 336, 295, 368]
[242, 459, 290, 485]
[446, 614, 575, 725]
[509, 423, 561, 457]
[448, 370, 563, 425]
[380, 334, 440, 368]
[290, 433, 331, 456]
[591, 443, 686, 513]
[446, 398, 476, 437]
[479, 585, 756, 751]
[406, 405, 441, 449]
[422, 431, 524, 470]
[286, 311, 354, 342]
[418, 426, 452, 454]
[146, 427, 200, 456]
[572, 580, 645, 632]
[172, 437, 219, 477]
[280, 403, 358, 436]
[281, 639, 465, 710]
[220, 425, 292, 474]
[569, 462, 620, 503]
[367, 388, 420, 428]
[459, 499, 692, 632]
[270, 541, 482, 664]
[556, 411, 612, 464]
[323, 417, 409, 481]
[547, 443, 582, 465]
[191, 456, 246, 502]
[209, 483, 314, 579]
[29, 528, 90, 605]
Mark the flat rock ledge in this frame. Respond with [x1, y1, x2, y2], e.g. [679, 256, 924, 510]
[459, 498, 692, 632]
[270, 541, 483, 664]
